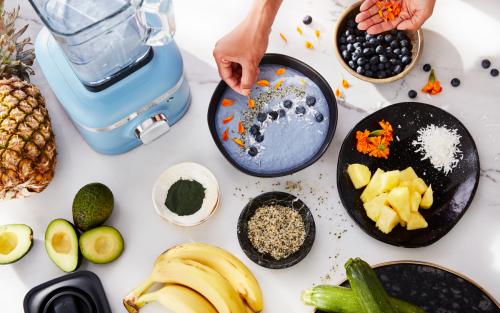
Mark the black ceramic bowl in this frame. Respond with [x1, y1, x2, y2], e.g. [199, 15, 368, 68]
[207, 53, 338, 177]
[237, 191, 316, 269]
[337, 102, 480, 248]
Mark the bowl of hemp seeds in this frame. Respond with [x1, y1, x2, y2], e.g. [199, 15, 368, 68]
[237, 191, 316, 269]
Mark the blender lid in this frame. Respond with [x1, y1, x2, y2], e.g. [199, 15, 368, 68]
[24, 271, 111, 313]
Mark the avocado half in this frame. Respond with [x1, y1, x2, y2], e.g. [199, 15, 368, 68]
[79, 226, 124, 264]
[73, 183, 114, 232]
[0, 224, 33, 265]
[45, 219, 82, 272]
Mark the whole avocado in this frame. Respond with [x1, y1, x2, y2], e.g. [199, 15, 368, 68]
[72, 183, 114, 232]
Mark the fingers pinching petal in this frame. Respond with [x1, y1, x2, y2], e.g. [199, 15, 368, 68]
[241, 64, 257, 96]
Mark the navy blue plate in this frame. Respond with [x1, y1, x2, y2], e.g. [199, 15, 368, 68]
[336, 102, 480, 247]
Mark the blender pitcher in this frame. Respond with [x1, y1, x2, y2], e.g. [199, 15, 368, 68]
[29, 0, 175, 88]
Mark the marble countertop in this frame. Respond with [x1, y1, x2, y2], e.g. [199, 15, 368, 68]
[2, 0, 500, 312]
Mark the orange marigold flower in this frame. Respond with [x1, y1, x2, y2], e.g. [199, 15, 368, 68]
[368, 136, 390, 159]
[356, 130, 371, 154]
[421, 69, 442, 95]
[379, 120, 394, 142]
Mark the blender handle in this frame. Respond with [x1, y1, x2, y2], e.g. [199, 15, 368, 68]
[142, 0, 175, 46]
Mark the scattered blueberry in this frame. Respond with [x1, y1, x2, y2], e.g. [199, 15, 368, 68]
[451, 78, 460, 87]
[278, 109, 286, 118]
[303, 15, 313, 25]
[390, 40, 399, 49]
[249, 124, 260, 136]
[375, 45, 384, 54]
[346, 19, 356, 28]
[401, 47, 410, 56]
[306, 96, 316, 106]
[365, 70, 374, 78]
[370, 56, 379, 65]
[268, 111, 278, 120]
[248, 147, 258, 157]
[380, 55, 388, 63]
[400, 39, 409, 47]
[257, 113, 267, 122]
[397, 32, 406, 40]
[385, 35, 393, 43]
[402, 55, 411, 64]
[315, 113, 324, 122]
[357, 66, 365, 75]
[255, 134, 264, 142]
[491, 69, 499, 77]
[296, 106, 306, 115]
[377, 70, 387, 79]
[482, 59, 491, 69]
[408, 90, 417, 98]
[393, 48, 401, 56]
[338, 36, 347, 45]
[283, 99, 293, 108]
[391, 29, 398, 35]
[342, 50, 351, 61]
[423, 64, 431, 72]
[393, 65, 402, 74]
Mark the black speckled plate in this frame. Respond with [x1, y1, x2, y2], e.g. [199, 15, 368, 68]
[337, 102, 480, 247]
[315, 261, 500, 313]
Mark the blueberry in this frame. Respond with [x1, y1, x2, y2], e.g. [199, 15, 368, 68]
[346, 29, 355, 37]
[378, 63, 385, 70]
[393, 65, 402, 74]
[356, 36, 365, 43]
[374, 39, 382, 46]
[370, 55, 379, 65]
[396, 59, 403, 66]
[376, 35, 384, 41]
[255, 134, 264, 142]
[346, 19, 356, 28]
[491, 69, 499, 77]
[400, 39, 409, 47]
[355, 47, 363, 55]
[385, 34, 393, 43]
[257, 113, 267, 122]
[375, 45, 384, 54]
[315, 113, 324, 122]
[385, 48, 393, 58]
[423, 64, 431, 72]
[283, 99, 293, 108]
[353, 42, 362, 49]
[352, 53, 360, 62]
[398, 54, 403, 60]
[357, 57, 366, 66]
[393, 48, 401, 56]
[357, 66, 365, 74]
[384, 62, 391, 69]
[362, 42, 370, 48]
[365, 34, 373, 41]
[347, 35, 356, 44]
[340, 45, 347, 52]
[390, 58, 398, 66]
[306, 96, 316, 106]
[385, 69, 392, 76]
[364, 63, 371, 70]
[377, 70, 387, 79]
[338, 36, 347, 45]
[268, 111, 278, 120]
[342, 50, 351, 61]
[482, 59, 491, 69]
[248, 146, 258, 157]
[347, 27, 356, 34]
[369, 38, 377, 46]
[408, 90, 417, 98]
[249, 124, 260, 135]
[402, 55, 411, 64]
[363, 48, 371, 56]
[348, 60, 356, 69]
[355, 29, 364, 36]
[346, 43, 355, 52]
[365, 70, 374, 78]
[401, 47, 410, 56]
[369, 47, 375, 55]
[391, 29, 398, 35]
[451, 78, 460, 87]
[303, 15, 313, 25]
[397, 32, 406, 40]
[296, 106, 306, 115]
[380, 55, 388, 63]
[390, 40, 399, 49]
[371, 65, 378, 72]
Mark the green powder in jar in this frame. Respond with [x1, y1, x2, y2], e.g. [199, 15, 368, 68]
[165, 179, 206, 216]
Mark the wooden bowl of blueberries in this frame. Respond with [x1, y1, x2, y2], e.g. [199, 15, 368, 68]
[333, 0, 424, 83]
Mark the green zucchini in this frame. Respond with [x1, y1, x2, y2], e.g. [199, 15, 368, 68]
[301, 285, 426, 313]
[345, 258, 400, 313]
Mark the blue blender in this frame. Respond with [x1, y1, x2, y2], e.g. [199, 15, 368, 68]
[29, 0, 190, 154]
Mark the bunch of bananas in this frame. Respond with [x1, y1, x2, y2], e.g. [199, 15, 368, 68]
[123, 243, 263, 313]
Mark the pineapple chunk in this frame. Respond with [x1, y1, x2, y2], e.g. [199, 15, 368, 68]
[420, 184, 433, 209]
[376, 205, 400, 234]
[348, 164, 371, 189]
[360, 168, 385, 203]
[379, 170, 400, 193]
[407, 211, 428, 230]
[410, 191, 422, 212]
[387, 187, 411, 222]
[400, 220, 407, 227]
[400, 167, 419, 182]
[363, 193, 389, 222]
[411, 178, 428, 195]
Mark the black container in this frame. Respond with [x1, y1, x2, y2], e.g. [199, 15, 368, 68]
[237, 191, 316, 269]
[24, 271, 111, 313]
[207, 53, 338, 177]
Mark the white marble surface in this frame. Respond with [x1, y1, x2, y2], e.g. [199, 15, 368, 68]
[2, 0, 500, 312]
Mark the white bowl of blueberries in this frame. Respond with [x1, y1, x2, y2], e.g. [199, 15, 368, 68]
[333, 1, 423, 83]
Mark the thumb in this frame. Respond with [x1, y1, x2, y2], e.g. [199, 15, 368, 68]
[241, 63, 257, 96]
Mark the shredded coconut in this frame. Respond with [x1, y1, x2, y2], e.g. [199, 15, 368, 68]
[412, 124, 462, 174]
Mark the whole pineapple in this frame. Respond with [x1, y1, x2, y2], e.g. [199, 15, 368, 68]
[0, 1, 57, 201]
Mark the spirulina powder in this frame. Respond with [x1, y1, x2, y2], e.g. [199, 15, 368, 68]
[165, 179, 206, 216]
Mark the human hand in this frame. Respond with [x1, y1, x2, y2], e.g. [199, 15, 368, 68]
[355, 0, 436, 34]
[213, 18, 269, 96]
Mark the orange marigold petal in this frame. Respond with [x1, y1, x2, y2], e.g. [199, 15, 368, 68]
[379, 10, 384, 18]
[388, 12, 395, 21]
[298, 77, 306, 85]
[248, 97, 255, 108]
[305, 41, 313, 49]
[297, 27, 303, 35]
[222, 128, 228, 141]
[222, 99, 235, 106]
[222, 110, 234, 124]
[256, 80, 270, 86]
[275, 79, 286, 89]
[280, 33, 287, 43]
[230, 137, 245, 147]
[376, 1, 382, 8]
[275, 68, 286, 75]
[238, 119, 244, 133]
[315, 30, 320, 38]
[335, 88, 341, 98]
[342, 79, 349, 89]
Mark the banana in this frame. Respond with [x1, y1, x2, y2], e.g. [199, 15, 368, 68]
[154, 243, 264, 312]
[135, 284, 217, 313]
[124, 276, 156, 313]
[152, 259, 246, 313]
[245, 303, 255, 313]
